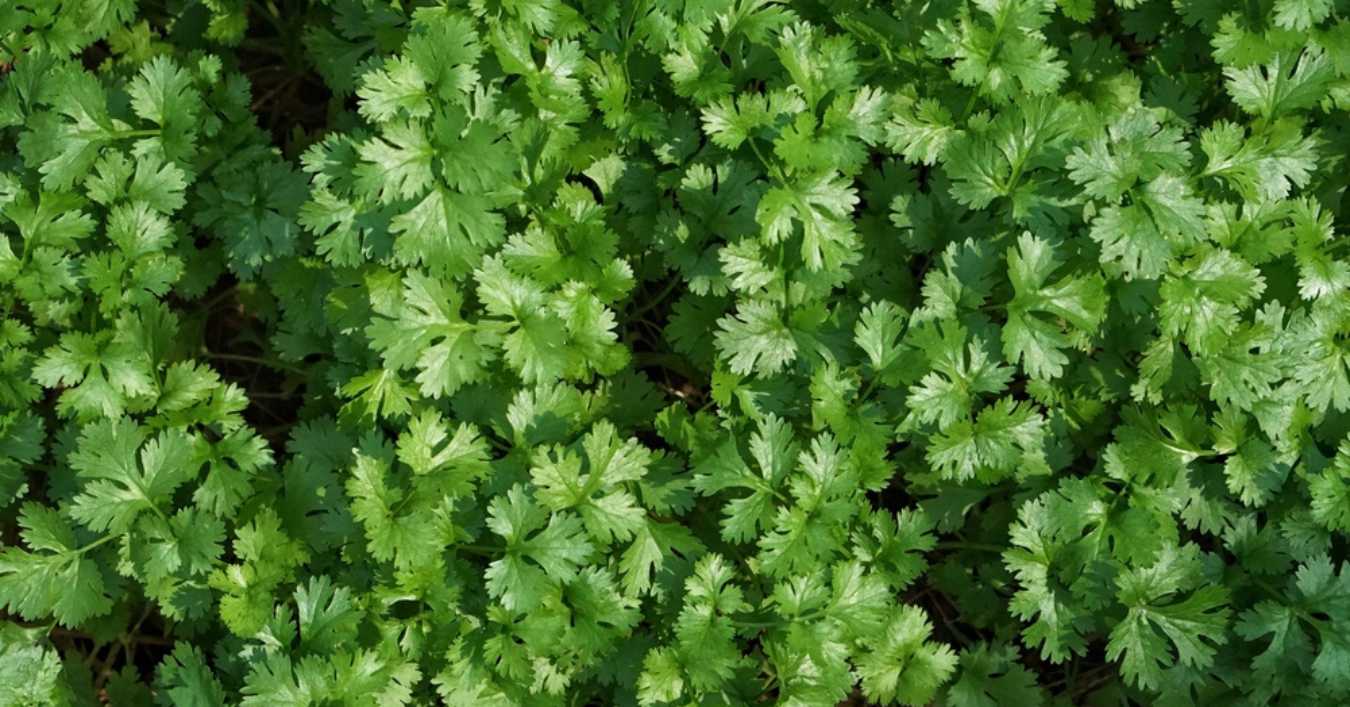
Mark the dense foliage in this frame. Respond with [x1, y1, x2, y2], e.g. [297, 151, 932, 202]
[3, 0, 1350, 704]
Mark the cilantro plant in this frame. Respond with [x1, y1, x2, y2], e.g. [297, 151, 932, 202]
[3, 0, 1350, 704]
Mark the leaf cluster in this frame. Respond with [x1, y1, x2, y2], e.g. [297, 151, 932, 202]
[4, 0, 1350, 705]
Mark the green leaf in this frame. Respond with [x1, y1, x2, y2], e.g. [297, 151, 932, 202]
[1106, 544, 1231, 690]
[1159, 248, 1266, 356]
[1200, 119, 1318, 202]
[0, 503, 114, 626]
[855, 300, 908, 376]
[693, 414, 798, 542]
[0, 624, 70, 707]
[357, 57, 431, 123]
[1089, 174, 1206, 280]
[68, 418, 197, 534]
[1066, 107, 1189, 201]
[485, 485, 593, 611]
[856, 605, 958, 706]
[32, 331, 153, 419]
[922, 0, 1068, 103]
[927, 398, 1048, 482]
[367, 270, 500, 398]
[530, 420, 650, 544]
[906, 327, 1013, 429]
[672, 554, 750, 692]
[1310, 440, 1350, 532]
[756, 173, 860, 272]
[851, 507, 936, 590]
[947, 643, 1044, 707]
[17, 67, 120, 190]
[1225, 48, 1333, 118]
[1272, 0, 1334, 29]
[1002, 233, 1106, 379]
[715, 299, 798, 376]
[155, 644, 228, 707]
[355, 121, 435, 204]
[295, 576, 360, 654]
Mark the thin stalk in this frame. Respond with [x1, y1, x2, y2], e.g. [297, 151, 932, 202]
[77, 533, 119, 555]
[630, 278, 681, 318]
[455, 544, 503, 557]
[204, 351, 307, 375]
[936, 541, 1007, 554]
[111, 128, 161, 139]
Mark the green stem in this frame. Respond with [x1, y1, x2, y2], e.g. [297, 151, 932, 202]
[630, 278, 681, 318]
[746, 138, 782, 181]
[77, 534, 119, 555]
[959, 89, 981, 121]
[1158, 439, 1216, 459]
[633, 352, 704, 387]
[455, 544, 502, 557]
[203, 352, 307, 375]
[1252, 576, 1326, 628]
[936, 541, 1006, 554]
[1003, 151, 1029, 198]
[858, 376, 881, 402]
[148, 504, 171, 526]
[730, 617, 780, 629]
[240, 40, 287, 57]
[484, 435, 512, 455]
[249, 0, 289, 40]
[732, 608, 823, 630]
[619, 0, 649, 88]
[112, 129, 161, 139]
